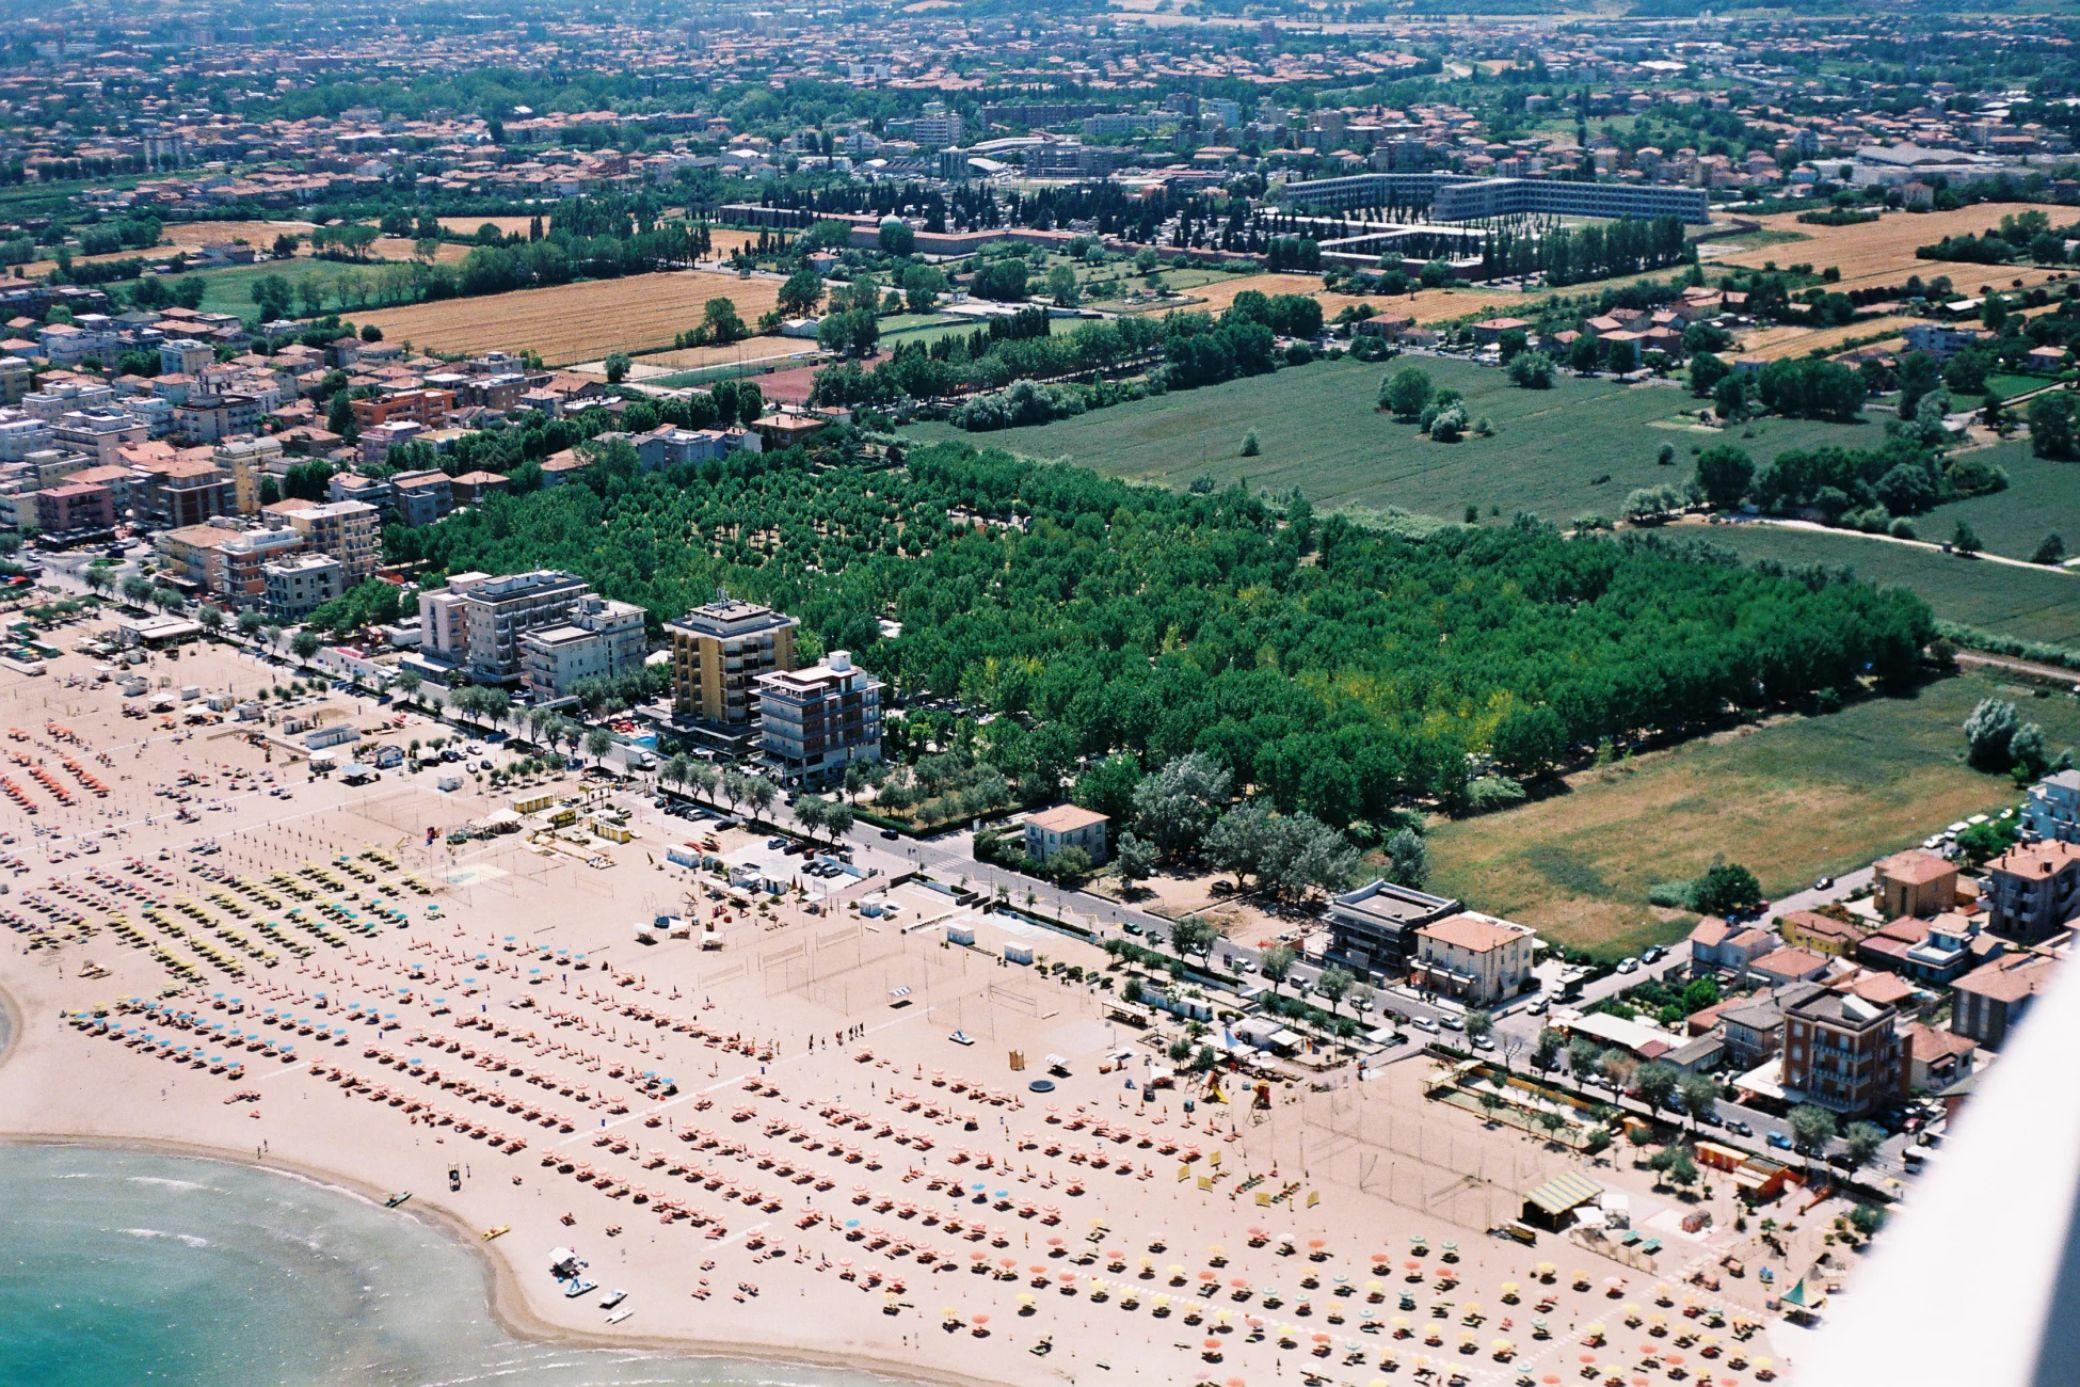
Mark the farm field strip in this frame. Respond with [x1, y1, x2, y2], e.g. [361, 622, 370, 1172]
[354, 269, 789, 363]
[1698, 519, 2080, 647]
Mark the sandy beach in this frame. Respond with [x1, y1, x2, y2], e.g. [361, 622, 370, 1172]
[0, 614, 1846, 1387]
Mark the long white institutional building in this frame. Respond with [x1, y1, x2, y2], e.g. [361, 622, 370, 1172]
[1282, 172, 1711, 224]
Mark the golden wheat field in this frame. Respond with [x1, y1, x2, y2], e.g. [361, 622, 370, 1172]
[1735, 314, 1920, 361]
[436, 215, 541, 238]
[631, 335, 817, 371]
[1715, 203, 2080, 295]
[1170, 270, 1516, 324]
[354, 270, 792, 363]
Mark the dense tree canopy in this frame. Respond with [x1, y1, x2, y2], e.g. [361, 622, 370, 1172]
[391, 443, 1935, 827]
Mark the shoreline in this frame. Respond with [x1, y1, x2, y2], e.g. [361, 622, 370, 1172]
[0, 1127, 998, 1387]
[0, 976, 990, 1387]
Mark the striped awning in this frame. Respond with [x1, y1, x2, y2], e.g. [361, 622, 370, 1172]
[1523, 1170, 1603, 1218]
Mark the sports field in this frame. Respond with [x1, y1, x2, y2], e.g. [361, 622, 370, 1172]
[1428, 671, 2080, 959]
[1697, 520, 2080, 647]
[353, 269, 791, 363]
[907, 355, 1875, 523]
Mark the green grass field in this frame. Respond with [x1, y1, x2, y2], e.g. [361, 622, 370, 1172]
[1428, 671, 2080, 960]
[190, 257, 352, 319]
[1697, 521, 2080, 647]
[908, 356, 1879, 524]
[1923, 442, 2080, 561]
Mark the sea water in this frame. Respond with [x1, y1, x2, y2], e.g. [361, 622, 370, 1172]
[0, 1145, 886, 1387]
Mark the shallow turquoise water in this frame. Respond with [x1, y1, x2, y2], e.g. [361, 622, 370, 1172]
[0, 1142, 885, 1387]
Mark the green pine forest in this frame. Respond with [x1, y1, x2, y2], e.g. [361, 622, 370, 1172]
[388, 441, 1936, 830]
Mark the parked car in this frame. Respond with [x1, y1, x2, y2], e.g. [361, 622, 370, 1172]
[1725, 1118, 1753, 1137]
[1412, 1017, 1440, 1034]
[1641, 945, 1665, 965]
[1766, 1130, 1794, 1151]
[1615, 957, 1641, 974]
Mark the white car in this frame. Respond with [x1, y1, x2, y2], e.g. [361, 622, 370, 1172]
[1616, 957, 1641, 974]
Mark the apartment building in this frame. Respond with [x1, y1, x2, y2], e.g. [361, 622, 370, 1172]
[519, 594, 649, 700]
[755, 651, 882, 785]
[159, 339, 214, 376]
[32, 480, 116, 537]
[216, 436, 284, 517]
[351, 388, 456, 431]
[262, 499, 380, 584]
[666, 597, 799, 727]
[0, 415, 53, 463]
[1985, 841, 2080, 945]
[155, 520, 303, 604]
[2023, 770, 2080, 846]
[135, 456, 235, 529]
[359, 418, 429, 465]
[389, 469, 455, 526]
[416, 569, 598, 685]
[263, 552, 345, 620]
[1952, 951, 2057, 1049]
[1325, 879, 1463, 979]
[1780, 989, 1906, 1118]
[53, 409, 145, 466]
[20, 380, 116, 423]
[1282, 171, 1710, 224]
[174, 392, 263, 443]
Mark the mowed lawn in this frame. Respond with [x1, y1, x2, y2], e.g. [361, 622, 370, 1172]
[1697, 522, 2080, 647]
[1428, 672, 2080, 960]
[909, 356, 1877, 524]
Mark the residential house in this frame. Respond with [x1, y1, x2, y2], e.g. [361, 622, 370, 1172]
[1688, 916, 1776, 978]
[1410, 912, 1538, 1006]
[1779, 910, 1868, 958]
[1900, 1022, 1977, 1094]
[1746, 945, 1832, 989]
[1022, 805, 1111, 867]
[1874, 849, 1959, 918]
